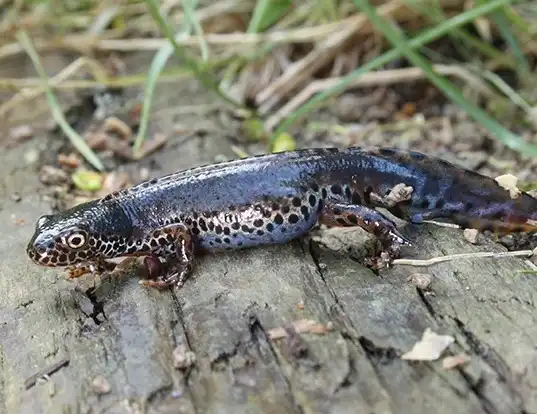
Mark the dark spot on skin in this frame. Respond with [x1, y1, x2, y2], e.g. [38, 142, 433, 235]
[281, 227, 287, 233]
[379, 147, 397, 157]
[59, 254, 67, 262]
[208, 222, 215, 231]
[209, 241, 214, 246]
[348, 214, 358, 225]
[292, 197, 302, 207]
[331, 184, 342, 195]
[159, 238, 167, 246]
[224, 227, 231, 235]
[257, 230, 264, 236]
[150, 239, 158, 247]
[241, 224, 250, 232]
[363, 186, 373, 204]
[199, 218, 207, 231]
[435, 199, 445, 209]
[281, 205, 290, 214]
[215, 238, 222, 244]
[231, 222, 240, 230]
[266, 223, 274, 232]
[311, 182, 319, 192]
[408, 151, 425, 160]
[274, 214, 284, 225]
[351, 192, 362, 205]
[321, 188, 328, 199]
[223, 237, 231, 244]
[191, 227, 200, 235]
[253, 219, 264, 227]
[300, 205, 309, 217]
[337, 218, 347, 226]
[344, 186, 352, 199]
[215, 225, 223, 234]
[491, 211, 504, 220]
[309, 195, 316, 207]
[272, 202, 280, 211]
[288, 214, 299, 224]
[228, 205, 236, 211]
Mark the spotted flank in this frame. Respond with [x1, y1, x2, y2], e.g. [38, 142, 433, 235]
[26, 146, 537, 289]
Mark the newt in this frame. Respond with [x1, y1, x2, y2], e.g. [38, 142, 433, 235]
[26, 146, 537, 289]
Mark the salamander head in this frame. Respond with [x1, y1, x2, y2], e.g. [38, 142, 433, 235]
[26, 213, 98, 267]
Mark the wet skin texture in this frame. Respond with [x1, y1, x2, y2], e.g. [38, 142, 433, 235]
[26, 146, 537, 289]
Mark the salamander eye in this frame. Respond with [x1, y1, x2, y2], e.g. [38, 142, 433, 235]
[62, 232, 88, 249]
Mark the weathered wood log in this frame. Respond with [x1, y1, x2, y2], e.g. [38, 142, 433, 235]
[2, 139, 537, 414]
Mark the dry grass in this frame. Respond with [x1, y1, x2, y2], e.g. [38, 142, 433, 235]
[0, 0, 536, 167]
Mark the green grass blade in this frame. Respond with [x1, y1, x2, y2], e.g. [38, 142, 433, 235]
[486, 3, 529, 74]
[133, 43, 174, 153]
[270, 0, 512, 144]
[181, 0, 209, 61]
[248, 0, 293, 33]
[350, 0, 537, 156]
[143, 0, 246, 110]
[16, 30, 104, 171]
[134, 0, 210, 153]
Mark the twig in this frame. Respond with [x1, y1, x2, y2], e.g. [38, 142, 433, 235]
[24, 357, 70, 390]
[265, 63, 500, 131]
[392, 249, 536, 267]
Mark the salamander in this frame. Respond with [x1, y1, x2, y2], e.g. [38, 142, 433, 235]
[26, 146, 537, 289]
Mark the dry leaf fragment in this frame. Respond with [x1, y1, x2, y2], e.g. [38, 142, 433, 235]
[268, 319, 332, 340]
[442, 354, 471, 370]
[370, 183, 413, 207]
[495, 174, 521, 199]
[104, 116, 133, 140]
[57, 153, 81, 169]
[401, 328, 454, 361]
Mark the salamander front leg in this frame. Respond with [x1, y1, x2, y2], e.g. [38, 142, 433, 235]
[66, 258, 116, 279]
[320, 200, 411, 268]
[139, 224, 195, 289]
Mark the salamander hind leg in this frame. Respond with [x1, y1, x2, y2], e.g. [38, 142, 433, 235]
[139, 223, 195, 289]
[319, 200, 411, 268]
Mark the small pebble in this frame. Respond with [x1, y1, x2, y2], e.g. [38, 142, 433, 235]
[39, 166, 68, 185]
[407, 273, 432, 290]
[172, 345, 196, 370]
[91, 375, 111, 394]
[10, 193, 21, 202]
[463, 228, 480, 244]
[24, 149, 39, 165]
[10, 124, 33, 140]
